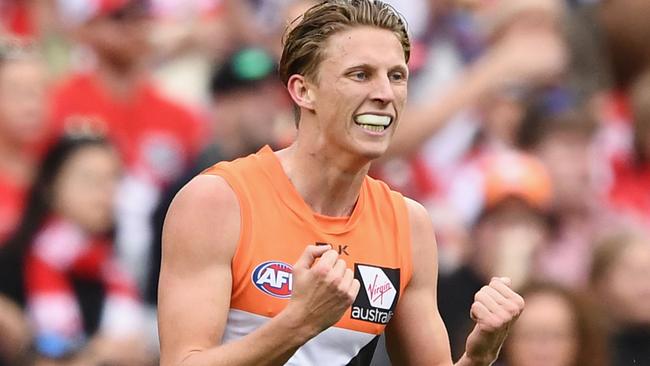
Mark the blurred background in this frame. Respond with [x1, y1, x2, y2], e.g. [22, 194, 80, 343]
[0, 0, 649, 365]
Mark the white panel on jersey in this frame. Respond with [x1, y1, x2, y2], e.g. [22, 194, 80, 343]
[223, 309, 376, 366]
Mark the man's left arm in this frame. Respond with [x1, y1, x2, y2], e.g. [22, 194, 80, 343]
[384, 198, 524, 366]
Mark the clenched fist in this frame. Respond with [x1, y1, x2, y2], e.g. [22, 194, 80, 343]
[285, 245, 361, 336]
[464, 277, 525, 363]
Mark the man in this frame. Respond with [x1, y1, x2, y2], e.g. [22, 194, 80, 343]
[158, 1, 524, 365]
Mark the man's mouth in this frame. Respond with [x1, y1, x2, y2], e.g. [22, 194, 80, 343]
[354, 114, 393, 133]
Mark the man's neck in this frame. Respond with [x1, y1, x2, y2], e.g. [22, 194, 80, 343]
[276, 139, 371, 217]
[95, 59, 144, 100]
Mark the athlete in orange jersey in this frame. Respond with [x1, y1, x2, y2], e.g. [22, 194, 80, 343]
[158, 1, 525, 366]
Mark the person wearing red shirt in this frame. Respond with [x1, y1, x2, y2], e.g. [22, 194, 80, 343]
[49, 0, 203, 186]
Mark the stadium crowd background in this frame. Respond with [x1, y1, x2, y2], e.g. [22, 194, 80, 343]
[0, 0, 649, 365]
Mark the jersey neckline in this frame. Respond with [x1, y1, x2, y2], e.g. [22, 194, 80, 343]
[255, 145, 366, 235]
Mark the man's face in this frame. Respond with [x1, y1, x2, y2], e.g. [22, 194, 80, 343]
[306, 26, 408, 160]
[0, 59, 47, 145]
[85, 9, 151, 68]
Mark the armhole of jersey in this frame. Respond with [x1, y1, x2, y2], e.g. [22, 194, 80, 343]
[202, 168, 251, 266]
[392, 192, 414, 289]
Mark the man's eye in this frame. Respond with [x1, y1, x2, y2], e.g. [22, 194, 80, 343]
[350, 71, 367, 81]
[390, 72, 406, 82]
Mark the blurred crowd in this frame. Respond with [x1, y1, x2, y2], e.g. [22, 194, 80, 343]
[0, 0, 648, 365]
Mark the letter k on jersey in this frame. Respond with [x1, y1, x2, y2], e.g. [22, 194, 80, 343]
[315, 242, 350, 256]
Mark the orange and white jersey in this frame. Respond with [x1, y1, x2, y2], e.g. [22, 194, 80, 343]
[203, 146, 413, 365]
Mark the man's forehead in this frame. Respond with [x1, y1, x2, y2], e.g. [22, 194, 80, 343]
[321, 27, 407, 66]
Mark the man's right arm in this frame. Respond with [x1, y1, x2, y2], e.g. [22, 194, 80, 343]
[158, 175, 359, 366]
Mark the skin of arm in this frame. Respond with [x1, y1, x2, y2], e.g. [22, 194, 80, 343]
[158, 174, 359, 366]
[385, 198, 524, 366]
[386, 28, 567, 158]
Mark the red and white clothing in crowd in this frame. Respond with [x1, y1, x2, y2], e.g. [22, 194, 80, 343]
[25, 217, 142, 357]
[609, 158, 650, 225]
[47, 71, 204, 288]
[597, 91, 650, 225]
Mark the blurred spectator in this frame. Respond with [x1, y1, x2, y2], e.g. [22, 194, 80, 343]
[438, 151, 553, 358]
[389, 0, 567, 157]
[597, 0, 650, 92]
[500, 281, 608, 366]
[592, 0, 650, 166]
[373, 0, 568, 217]
[48, 0, 205, 291]
[591, 229, 650, 366]
[50, 0, 202, 185]
[0, 0, 37, 38]
[148, 0, 235, 108]
[1, 133, 152, 365]
[518, 104, 613, 287]
[146, 46, 291, 305]
[608, 70, 650, 225]
[0, 41, 48, 244]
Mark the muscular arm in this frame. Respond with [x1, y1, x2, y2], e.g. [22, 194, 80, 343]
[158, 175, 310, 366]
[384, 198, 454, 366]
[158, 175, 359, 366]
[385, 199, 523, 366]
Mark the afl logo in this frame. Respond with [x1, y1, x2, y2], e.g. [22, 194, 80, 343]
[251, 261, 293, 298]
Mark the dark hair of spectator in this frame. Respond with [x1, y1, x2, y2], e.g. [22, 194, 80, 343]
[517, 100, 596, 151]
[0, 134, 113, 303]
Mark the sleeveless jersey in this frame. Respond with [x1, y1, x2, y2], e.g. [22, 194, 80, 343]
[202, 146, 413, 366]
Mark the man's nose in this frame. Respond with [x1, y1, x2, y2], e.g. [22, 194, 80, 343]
[369, 74, 396, 104]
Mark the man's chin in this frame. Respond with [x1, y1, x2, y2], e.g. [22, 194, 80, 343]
[354, 143, 389, 162]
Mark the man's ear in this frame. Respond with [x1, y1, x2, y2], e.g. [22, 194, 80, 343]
[287, 74, 315, 111]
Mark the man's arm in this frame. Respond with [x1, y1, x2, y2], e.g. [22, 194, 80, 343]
[158, 175, 359, 366]
[385, 198, 524, 366]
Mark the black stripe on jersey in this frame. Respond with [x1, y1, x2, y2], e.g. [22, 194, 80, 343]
[345, 335, 380, 366]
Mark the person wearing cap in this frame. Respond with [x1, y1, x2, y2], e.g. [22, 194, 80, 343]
[439, 151, 553, 359]
[158, 1, 524, 365]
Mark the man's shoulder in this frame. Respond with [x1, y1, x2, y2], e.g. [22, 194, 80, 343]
[162, 174, 241, 268]
[170, 174, 239, 221]
[364, 176, 426, 211]
[201, 148, 265, 177]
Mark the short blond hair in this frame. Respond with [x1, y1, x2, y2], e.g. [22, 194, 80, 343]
[279, 0, 410, 85]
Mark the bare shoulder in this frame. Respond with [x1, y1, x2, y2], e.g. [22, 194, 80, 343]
[158, 174, 241, 365]
[162, 174, 241, 266]
[402, 197, 438, 286]
[403, 197, 435, 240]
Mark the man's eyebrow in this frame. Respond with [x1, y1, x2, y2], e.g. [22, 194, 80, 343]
[343, 63, 373, 71]
[390, 64, 409, 74]
[342, 63, 408, 73]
